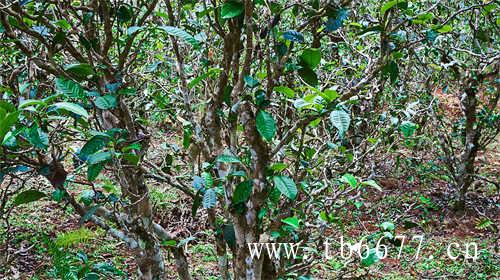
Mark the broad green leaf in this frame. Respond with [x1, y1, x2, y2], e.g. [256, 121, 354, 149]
[123, 153, 140, 165]
[87, 163, 104, 182]
[273, 86, 295, 98]
[192, 191, 202, 216]
[341, 173, 357, 187]
[87, 151, 112, 165]
[380, 0, 408, 15]
[202, 188, 217, 208]
[54, 19, 71, 30]
[361, 248, 381, 267]
[300, 48, 321, 69]
[94, 95, 117, 110]
[269, 162, 288, 172]
[127, 26, 144, 35]
[117, 5, 132, 22]
[80, 189, 95, 206]
[223, 224, 236, 249]
[14, 189, 45, 205]
[64, 63, 94, 79]
[55, 77, 85, 97]
[27, 126, 48, 149]
[79, 135, 110, 159]
[19, 99, 46, 109]
[244, 75, 259, 88]
[232, 180, 252, 204]
[298, 66, 318, 86]
[400, 121, 417, 137]
[436, 24, 452, 33]
[329, 110, 350, 137]
[52, 189, 66, 202]
[256, 110, 276, 141]
[0, 111, 19, 143]
[380, 221, 395, 231]
[183, 123, 193, 149]
[282, 216, 300, 229]
[162, 239, 177, 247]
[158, 26, 199, 48]
[217, 152, 241, 163]
[221, 1, 244, 19]
[272, 175, 297, 200]
[201, 172, 213, 188]
[361, 180, 383, 191]
[282, 30, 304, 42]
[382, 60, 399, 84]
[51, 102, 89, 119]
[326, 8, 349, 31]
[320, 89, 339, 102]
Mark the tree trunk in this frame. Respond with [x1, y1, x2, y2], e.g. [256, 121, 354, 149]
[455, 83, 480, 210]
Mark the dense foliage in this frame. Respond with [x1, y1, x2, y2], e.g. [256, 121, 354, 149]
[0, 0, 498, 279]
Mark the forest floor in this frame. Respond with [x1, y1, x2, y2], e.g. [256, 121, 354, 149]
[0, 134, 498, 280]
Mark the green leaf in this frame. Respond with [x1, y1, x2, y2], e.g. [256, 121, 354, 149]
[87, 151, 112, 165]
[269, 162, 288, 172]
[300, 48, 321, 69]
[256, 110, 276, 141]
[80, 135, 110, 159]
[55, 228, 94, 248]
[282, 30, 304, 42]
[244, 75, 259, 88]
[380, 221, 395, 231]
[27, 126, 49, 149]
[341, 173, 357, 187]
[273, 86, 295, 98]
[223, 224, 236, 249]
[329, 110, 350, 137]
[232, 180, 252, 204]
[298, 66, 318, 86]
[361, 248, 381, 267]
[94, 95, 117, 110]
[127, 26, 144, 36]
[182, 123, 193, 149]
[55, 77, 85, 97]
[217, 152, 241, 163]
[51, 102, 89, 119]
[87, 163, 104, 182]
[158, 26, 200, 48]
[382, 60, 399, 84]
[320, 89, 339, 102]
[326, 8, 349, 32]
[400, 121, 417, 137]
[436, 24, 452, 33]
[202, 188, 217, 208]
[117, 5, 133, 23]
[192, 191, 202, 216]
[0, 111, 18, 144]
[14, 189, 45, 205]
[272, 175, 297, 200]
[18, 99, 47, 109]
[201, 172, 213, 188]
[64, 63, 94, 79]
[123, 153, 140, 165]
[281, 216, 300, 229]
[380, 0, 408, 16]
[221, 1, 244, 19]
[54, 19, 71, 30]
[361, 180, 383, 191]
[52, 189, 66, 202]
[79, 189, 95, 206]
